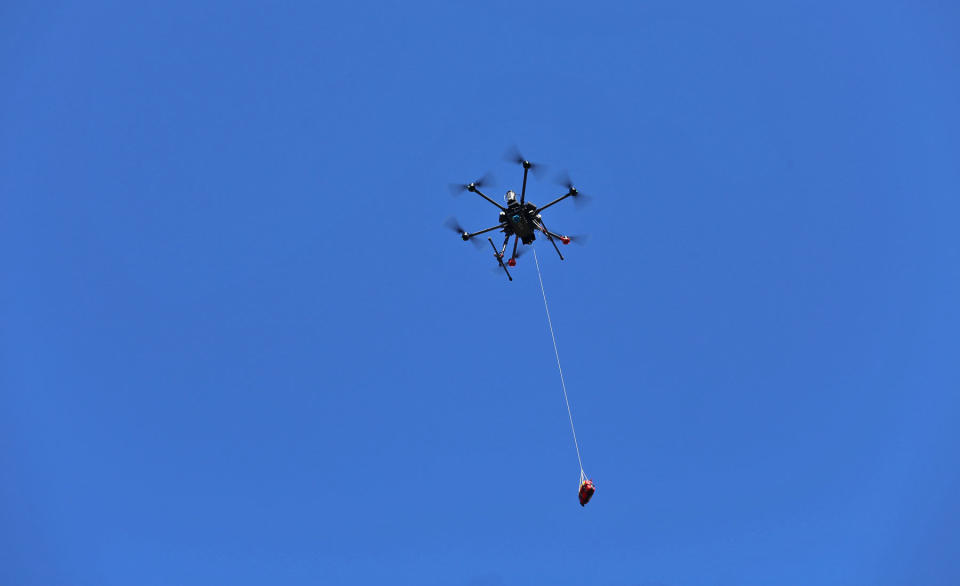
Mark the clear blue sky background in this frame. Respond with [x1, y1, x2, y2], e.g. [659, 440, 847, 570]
[3, 2, 959, 585]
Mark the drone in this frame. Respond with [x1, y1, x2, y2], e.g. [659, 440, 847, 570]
[447, 150, 588, 281]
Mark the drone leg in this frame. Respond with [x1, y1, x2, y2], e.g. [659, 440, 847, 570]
[499, 233, 510, 256]
[489, 237, 513, 281]
[535, 219, 564, 261]
[511, 235, 520, 261]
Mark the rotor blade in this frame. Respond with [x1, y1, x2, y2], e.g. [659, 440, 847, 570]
[443, 217, 485, 248]
[504, 145, 545, 177]
[448, 172, 495, 196]
[444, 216, 466, 234]
[504, 144, 527, 165]
[564, 233, 590, 245]
[554, 170, 592, 207]
[473, 172, 494, 189]
[554, 170, 575, 191]
[448, 183, 470, 196]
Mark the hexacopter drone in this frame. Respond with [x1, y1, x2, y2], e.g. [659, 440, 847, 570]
[447, 149, 588, 281]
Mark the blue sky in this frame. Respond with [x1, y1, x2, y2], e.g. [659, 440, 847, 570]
[2, 2, 959, 585]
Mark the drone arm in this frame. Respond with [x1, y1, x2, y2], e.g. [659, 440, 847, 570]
[539, 226, 564, 240]
[470, 187, 506, 211]
[464, 223, 507, 240]
[519, 164, 530, 205]
[535, 191, 574, 213]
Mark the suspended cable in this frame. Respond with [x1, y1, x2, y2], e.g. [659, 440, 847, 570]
[532, 247, 586, 480]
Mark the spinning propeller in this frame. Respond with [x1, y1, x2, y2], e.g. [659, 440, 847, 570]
[558, 234, 588, 245]
[555, 171, 593, 207]
[444, 217, 484, 248]
[504, 145, 545, 177]
[448, 172, 494, 196]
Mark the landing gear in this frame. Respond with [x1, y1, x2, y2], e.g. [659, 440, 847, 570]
[488, 237, 513, 281]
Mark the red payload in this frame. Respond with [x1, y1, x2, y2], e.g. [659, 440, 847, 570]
[578, 479, 596, 506]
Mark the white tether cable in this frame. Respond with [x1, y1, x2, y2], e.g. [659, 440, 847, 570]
[532, 247, 586, 482]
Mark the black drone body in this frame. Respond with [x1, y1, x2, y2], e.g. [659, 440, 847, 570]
[448, 153, 586, 281]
